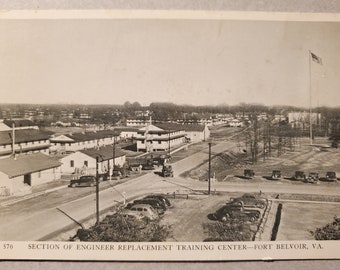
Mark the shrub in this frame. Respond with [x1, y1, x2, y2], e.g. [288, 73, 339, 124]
[76, 214, 172, 242]
[203, 221, 252, 241]
[311, 216, 340, 240]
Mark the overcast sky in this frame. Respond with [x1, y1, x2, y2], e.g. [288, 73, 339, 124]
[0, 19, 339, 108]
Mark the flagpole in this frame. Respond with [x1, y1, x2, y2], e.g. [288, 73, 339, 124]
[309, 50, 313, 145]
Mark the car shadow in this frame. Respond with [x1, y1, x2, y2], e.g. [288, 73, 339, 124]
[262, 175, 273, 180]
[319, 177, 338, 182]
[235, 175, 252, 180]
[284, 177, 300, 181]
[154, 171, 162, 176]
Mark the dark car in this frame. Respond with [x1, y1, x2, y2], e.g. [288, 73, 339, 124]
[305, 172, 319, 183]
[69, 175, 96, 187]
[213, 203, 261, 223]
[325, 171, 337, 182]
[162, 165, 174, 177]
[271, 170, 281, 180]
[142, 164, 155, 170]
[294, 171, 306, 181]
[129, 199, 166, 215]
[231, 193, 267, 209]
[144, 194, 171, 208]
[244, 169, 255, 179]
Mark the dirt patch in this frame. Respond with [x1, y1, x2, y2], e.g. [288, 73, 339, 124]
[160, 194, 231, 241]
[160, 192, 266, 242]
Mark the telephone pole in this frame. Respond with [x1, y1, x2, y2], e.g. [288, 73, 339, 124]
[309, 50, 313, 145]
[95, 156, 100, 225]
[208, 142, 212, 195]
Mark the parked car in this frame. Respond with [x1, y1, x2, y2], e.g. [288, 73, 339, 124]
[162, 164, 174, 177]
[129, 204, 159, 220]
[305, 172, 319, 183]
[213, 203, 261, 223]
[144, 194, 171, 208]
[130, 198, 166, 215]
[119, 210, 149, 221]
[231, 193, 267, 209]
[294, 171, 306, 181]
[69, 175, 96, 187]
[244, 169, 255, 179]
[325, 171, 337, 182]
[271, 170, 281, 180]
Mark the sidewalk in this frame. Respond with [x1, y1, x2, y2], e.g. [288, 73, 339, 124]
[0, 179, 70, 207]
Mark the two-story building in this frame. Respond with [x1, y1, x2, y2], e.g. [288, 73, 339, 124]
[50, 130, 121, 154]
[0, 118, 39, 131]
[136, 124, 186, 152]
[113, 127, 139, 140]
[0, 129, 51, 159]
[155, 123, 210, 143]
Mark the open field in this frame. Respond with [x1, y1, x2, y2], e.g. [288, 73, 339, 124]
[277, 202, 340, 240]
[186, 134, 340, 183]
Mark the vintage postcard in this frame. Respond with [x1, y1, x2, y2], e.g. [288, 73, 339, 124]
[0, 10, 339, 261]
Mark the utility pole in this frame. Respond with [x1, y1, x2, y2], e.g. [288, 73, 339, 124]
[168, 129, 171, 157]
[95, 156, 100, 225]
[208, 142, 211, 195]
[113, 135, 117, 169]
[309, 50, 313, 145]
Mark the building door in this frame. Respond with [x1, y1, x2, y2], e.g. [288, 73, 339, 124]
[24, 174, 31, 186]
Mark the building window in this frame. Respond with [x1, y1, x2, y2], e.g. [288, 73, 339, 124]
[69, 143, 71, 146]
[3, 145, 6, 148]
[141, 140, 145, 144]
[38, 171, 41, 178]
[158, 141, 161, 144]
[32, 141, 35, 144]
[84, 161, 88, 167]
[70, 160, 74, 167]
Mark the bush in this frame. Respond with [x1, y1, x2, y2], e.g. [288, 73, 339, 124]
[311, 216, 340, 240]
[76, 214, 172, 242]
[202, 221, 252, 241]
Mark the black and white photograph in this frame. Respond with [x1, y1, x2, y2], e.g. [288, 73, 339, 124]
[0, 10, 339, 261]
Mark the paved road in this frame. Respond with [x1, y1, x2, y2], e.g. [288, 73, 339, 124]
[0, 141, 234, 241]
[0, 140, 339, 241]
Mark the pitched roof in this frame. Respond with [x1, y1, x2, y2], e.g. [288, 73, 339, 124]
[0, 129, 50, 146]
[138, 124, 164, 132]
[67, 130, 121, 142]
[3, 119, 36, 128]
[0, 153, 62, 178]
[113, 127, 139, 132]
[155, 123, 206, 132]
[80, 145, 126, 161]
